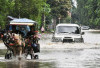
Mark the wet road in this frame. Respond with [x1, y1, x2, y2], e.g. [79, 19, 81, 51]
[0, 29, 100, 68]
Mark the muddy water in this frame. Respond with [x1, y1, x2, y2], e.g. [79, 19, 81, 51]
[83, 30, 100, 44]
[0, 30, 100, 68]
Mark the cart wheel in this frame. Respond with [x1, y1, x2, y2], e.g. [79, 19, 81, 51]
[24, 53, 28, 59]
[5, 53, 13, 59]
[5, 54, 7, 59]
[9, 53, 12, 59]
[34, 55, 38, 59]
[30, 54, 34, 59]
[5, 54, 10, 59]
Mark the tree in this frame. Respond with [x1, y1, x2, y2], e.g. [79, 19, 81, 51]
[0, 0, 50, 28]
[47, 0, 71, 18]
[73, 0, 100, 28]
[47, 0, 71, 29]
[0, 0, 13, 28]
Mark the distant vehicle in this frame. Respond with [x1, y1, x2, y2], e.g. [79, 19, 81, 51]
[52, 24, 84, 43]
[81, 26, 90, 30]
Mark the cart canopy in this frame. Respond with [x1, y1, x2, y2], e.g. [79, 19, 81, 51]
[10, 18, 37, 26]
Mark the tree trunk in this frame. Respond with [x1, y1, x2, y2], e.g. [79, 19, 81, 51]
[52, 18, 57, 30]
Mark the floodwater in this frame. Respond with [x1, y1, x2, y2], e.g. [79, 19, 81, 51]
[0, 29, 100, 68]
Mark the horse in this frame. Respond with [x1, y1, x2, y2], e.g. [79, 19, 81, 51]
[2, 31, 25, 59]
[11, 33, 25, 57]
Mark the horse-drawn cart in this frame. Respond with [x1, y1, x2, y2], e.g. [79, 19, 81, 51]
[2, 18, 40, 59]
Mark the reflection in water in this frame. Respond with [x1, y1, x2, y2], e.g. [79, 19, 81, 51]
[0, 62, 6, 68]
[5, 60, 56, 68]
[25, 61, 39, 68]
[6, 61, 26, 68]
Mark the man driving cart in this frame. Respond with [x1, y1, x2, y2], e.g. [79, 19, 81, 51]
[25, 26, 40, 59]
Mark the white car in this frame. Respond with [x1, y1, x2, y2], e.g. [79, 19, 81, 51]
[52, 24, 84, 43]
[81, 26, 90, 30]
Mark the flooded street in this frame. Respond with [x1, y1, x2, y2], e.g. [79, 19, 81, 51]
[0, 30, 100, 68]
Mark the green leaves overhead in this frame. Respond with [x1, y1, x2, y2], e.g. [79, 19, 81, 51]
[73, 0, 100, 28]
[0, 0, 50, 28]
[47, 0, 71, 18]
[0, 0, 71, 28]
[13, 0, 50, 21]
[0, 0, 10, 28]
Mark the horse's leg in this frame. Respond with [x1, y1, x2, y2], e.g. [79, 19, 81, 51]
[16, 46, 22, 60]
[22, 46, 25, 54]
[30, 48, 34, 59]
[13, 47, 16, 57]
[17, 46, 22, 57]
[20, 47, 22, 56]
[25, 49, 28, 59]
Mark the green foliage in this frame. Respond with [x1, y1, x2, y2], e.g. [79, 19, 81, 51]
[0, 0, 50, 28]
[0, 0, 71, 28]
[47, 0, 71, 18]
[73, 0, 100, 28]
[0, 0, 10, 28]
[13, 0, 50, 25]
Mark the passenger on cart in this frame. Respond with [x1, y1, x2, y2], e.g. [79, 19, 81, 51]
[26, 26, 40, 53]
